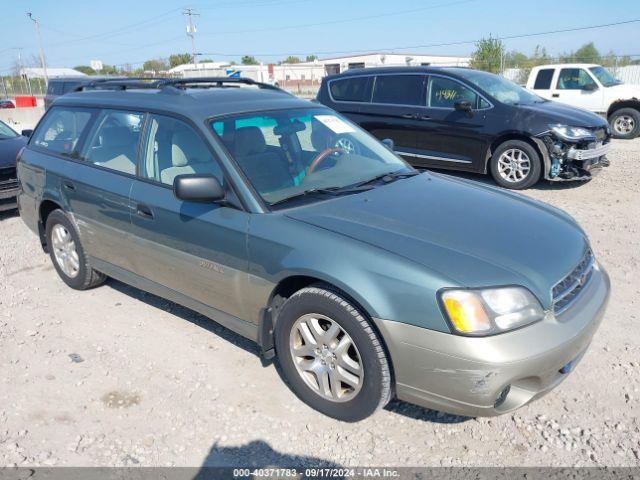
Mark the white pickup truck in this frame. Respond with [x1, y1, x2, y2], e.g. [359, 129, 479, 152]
[526, 64, 640, 139]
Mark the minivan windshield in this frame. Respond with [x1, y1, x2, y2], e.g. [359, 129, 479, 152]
[458, 69, 543, 105]
[211, 108, 411, 206]
[0, 121, 18, 140]
[589, 66, 620, 87]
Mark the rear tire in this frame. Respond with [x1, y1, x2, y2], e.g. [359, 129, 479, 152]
[490, 140, 541, 190]
[274, 285, 391, 422]
[609, 108, 640, 139]
[45, 209, 106, 290]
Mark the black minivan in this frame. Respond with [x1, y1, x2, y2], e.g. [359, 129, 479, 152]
[317, 67, 611, 189]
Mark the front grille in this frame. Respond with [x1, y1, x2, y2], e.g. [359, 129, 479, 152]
[552, 249, 595, 314]
[0, 167, 18, 192]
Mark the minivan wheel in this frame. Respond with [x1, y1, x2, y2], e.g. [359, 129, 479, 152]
[490, 140, 541, 190]
[45, 209, 106, 290]
[609, 108, 640, 139]
[274, 285, 391, 421]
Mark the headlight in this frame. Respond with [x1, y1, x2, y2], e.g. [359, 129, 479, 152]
[440, 287, 545, 336]
[549, 124, 594, 141]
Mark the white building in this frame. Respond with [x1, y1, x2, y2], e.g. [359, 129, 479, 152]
[20, 67, 87, 79]
[309, 52, 470, 75]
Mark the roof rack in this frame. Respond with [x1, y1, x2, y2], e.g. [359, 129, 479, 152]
[157, 77, 282, 92]
[77, 77, 167, 91]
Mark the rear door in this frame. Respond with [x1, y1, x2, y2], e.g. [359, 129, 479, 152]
[70, 108, 144, 270]
[355, 74, 427, 155]
[529, 68, 555, 101]
[550, 67, 604, 112]
[128, 113, 251, 321]
[407, 75, 490, 171]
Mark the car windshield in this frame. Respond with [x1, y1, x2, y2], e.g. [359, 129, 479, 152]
[0, 121, 18, 140]
[458, 69, 542, 105]
[211, 108, 411, 206]
[589, 66, 620, 87]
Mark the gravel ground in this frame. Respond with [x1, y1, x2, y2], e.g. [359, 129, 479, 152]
[0, 139, 639, 469]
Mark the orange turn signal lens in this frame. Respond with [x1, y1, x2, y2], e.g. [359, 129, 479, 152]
[442, 291, 491, 334]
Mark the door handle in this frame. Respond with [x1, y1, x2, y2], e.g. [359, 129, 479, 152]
[417, 115, 431, 121]
[136, 203, 154, 219]
[552, 93, 559, 98]
[62, 180, 76, 191]
[401, 113, 417, 119]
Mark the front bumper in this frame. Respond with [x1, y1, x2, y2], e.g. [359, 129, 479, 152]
[0, 178, 19, 211]
[374, 264, 610, 417]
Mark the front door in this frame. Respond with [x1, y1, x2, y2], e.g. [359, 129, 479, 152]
[409, 75, 490, 172]
[550, 68, 604, 113]
[127, 113, 250, 321]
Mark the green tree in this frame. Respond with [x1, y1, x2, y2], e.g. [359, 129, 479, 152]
[74, 65, 96, 75]
[241, 55, 259, 65]
[284, 55, 301, 64]
[305, 55, 318, 62]
[470, 36, 505, 73]
[199, 58, 214, 63]
[101, 64, 120, 75]
[504, 51, 528, 68]
[143, 58, 169, 73]
[169, 53, 193, 68]
[573, 42, 600, 63]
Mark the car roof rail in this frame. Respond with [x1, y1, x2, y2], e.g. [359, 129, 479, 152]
[157, 77, 283, 92]
[77, 77, 168, 91]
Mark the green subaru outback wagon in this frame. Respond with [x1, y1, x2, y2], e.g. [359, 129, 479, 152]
[17, 78, 610, 421]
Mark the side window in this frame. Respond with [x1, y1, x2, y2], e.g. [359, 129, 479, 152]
[557, 68, 597, 90]
[141, 114, 223, 186]
[46, 81, 63, 96]
[81, 110, 144, 175]
[31, 107, 92, 156]
[329, 77, 370, 102]
[533, 69, 554, 90]
[428, 76, 478, 109]
[372, 75, 425, 106]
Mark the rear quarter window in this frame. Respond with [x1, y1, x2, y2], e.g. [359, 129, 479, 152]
[329, 77, 371, 102]
[372, 75, 426, 106]
[533, 69, 554, 90]
[46, 81, 64, 96]
[31, 107, 93, 156]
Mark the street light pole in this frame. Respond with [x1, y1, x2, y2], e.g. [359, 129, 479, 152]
[27, 12, 48, 84]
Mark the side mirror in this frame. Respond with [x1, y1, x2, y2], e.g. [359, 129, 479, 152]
[582, 83, 598, 91]
[21, 129, 33, 138]
[173, 174, 225, 203]
[454, 101, 473, 112]
[381, 138, 395, 151]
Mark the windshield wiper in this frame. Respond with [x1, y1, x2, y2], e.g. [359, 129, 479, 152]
[269, 187, 346, 207]
[355, 169, 420, 188]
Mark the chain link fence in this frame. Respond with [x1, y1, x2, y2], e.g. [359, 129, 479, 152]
[0, 76, 47, 99]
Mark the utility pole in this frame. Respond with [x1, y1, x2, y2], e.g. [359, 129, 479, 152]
[183, 8, 200, 70]
[27, 12, 48, 84]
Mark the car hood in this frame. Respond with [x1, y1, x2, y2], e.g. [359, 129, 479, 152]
[603, 83, 640, 100]
[515, 100, 608, 129]
[0, 136, 27, 169]
[285, 173, 588, 308]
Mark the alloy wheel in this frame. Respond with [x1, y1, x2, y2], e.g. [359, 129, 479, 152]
[613, 115, 636, 135]
[289, 313, 363, 402]
[497, 148, 531, 183]
[51, 224, 80, 278]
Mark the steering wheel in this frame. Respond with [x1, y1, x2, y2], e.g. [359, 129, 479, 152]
[307, 147, 344, 175]
[334, 135, 360, 155]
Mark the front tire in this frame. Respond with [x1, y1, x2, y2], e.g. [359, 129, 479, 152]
[274, 285, 391, 421]
[45, 209, 106, 290]
[609, 108, 640, 139]
[490, 140, 541, 190]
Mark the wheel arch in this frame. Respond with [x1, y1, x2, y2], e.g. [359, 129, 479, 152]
[484, 132, 545, 173]
[260, 273, 396, 382]
[607, 99, 640, 118]
[38, 199, 63, 251]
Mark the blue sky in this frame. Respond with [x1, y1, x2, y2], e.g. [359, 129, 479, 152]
[2, 0, 639, 72]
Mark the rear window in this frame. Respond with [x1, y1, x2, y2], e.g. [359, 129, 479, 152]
[63, 81, 84, 94]
[372, 75, 426, 106]
[46, 81, 64, 96]
[533, 69, 554, 90]
[31, 107, 93, 156]
[329, 77, 370, 102]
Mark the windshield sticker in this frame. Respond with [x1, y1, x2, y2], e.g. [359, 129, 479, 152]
[314, 115, 355, 134]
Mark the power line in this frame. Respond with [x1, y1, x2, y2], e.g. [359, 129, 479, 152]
[198, 17, 640, 58]
[183, 8, 200, 69]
